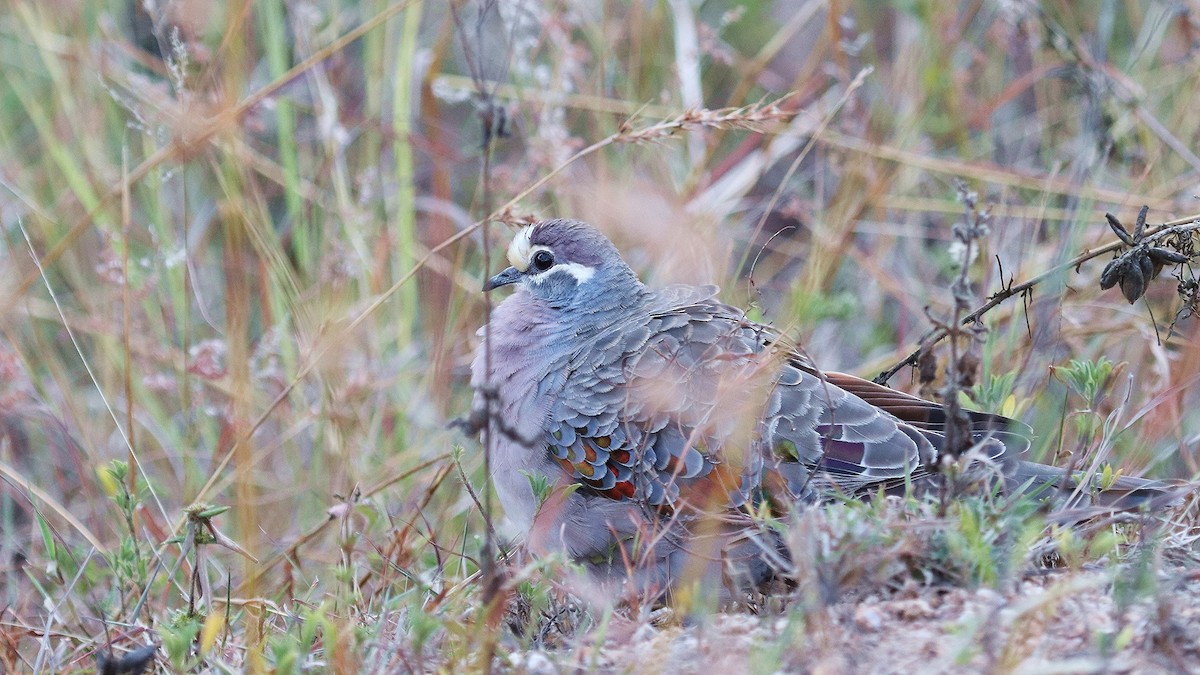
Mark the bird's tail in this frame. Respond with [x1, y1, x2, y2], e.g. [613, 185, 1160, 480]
[1009, 460, 1191, 512]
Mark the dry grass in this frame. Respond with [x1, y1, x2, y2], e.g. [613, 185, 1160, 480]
[1, 0, 1199, 672]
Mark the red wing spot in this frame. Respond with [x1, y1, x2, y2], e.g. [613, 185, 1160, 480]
[559, 458, 575, 475]
[595, 435, 611, 448]
[576, 462, 596, 478]
[612, 449, 631, 464]
[584, 444, 597, 462]
[599, 481, 635, 500]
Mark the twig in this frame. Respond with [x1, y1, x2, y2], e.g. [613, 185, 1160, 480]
[939, 181, 990, 466]
[875, 214, 1200, 385]
[450, 2, 511, 671]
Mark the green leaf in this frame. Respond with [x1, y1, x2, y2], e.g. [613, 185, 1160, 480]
[1058, 357, 1116, 406]
[35, 509, 55, 561]
[521, 470, 553, 509]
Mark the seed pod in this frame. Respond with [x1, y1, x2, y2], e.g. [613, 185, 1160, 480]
[1099, 257, 1122, 290]
[1138, 251, 1155, 283]
[1120, 256, 1145, 303]
[1148, 247, 1189, 265]
[1133, 205, 1149, 243]
[1105, 213, 1136, 246]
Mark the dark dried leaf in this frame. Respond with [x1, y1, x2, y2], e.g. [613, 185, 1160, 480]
[957, 352, 980, 388]
[918, 349, 938, 384]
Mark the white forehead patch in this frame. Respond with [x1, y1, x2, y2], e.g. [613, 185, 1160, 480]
[507, 226, 535, 271]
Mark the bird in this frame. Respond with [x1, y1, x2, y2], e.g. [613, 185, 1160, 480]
[469, 218, 1176, 603]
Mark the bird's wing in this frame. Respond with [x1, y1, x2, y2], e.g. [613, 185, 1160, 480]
[542, 287, 741, 505]
[817, 370, 1031, 458]
[544, 289, 1029, 509]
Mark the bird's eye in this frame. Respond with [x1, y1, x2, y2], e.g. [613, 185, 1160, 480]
[532, 250, 555, 271]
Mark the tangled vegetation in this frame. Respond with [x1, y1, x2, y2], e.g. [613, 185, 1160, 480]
[1, 1, 1199, 672]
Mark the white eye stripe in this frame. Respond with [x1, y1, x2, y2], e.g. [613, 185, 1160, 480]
[558, 263, 596, 283]
[527, 262, 596, 285]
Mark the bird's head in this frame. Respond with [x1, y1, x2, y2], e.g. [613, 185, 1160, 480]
[484, 219, 642, 307]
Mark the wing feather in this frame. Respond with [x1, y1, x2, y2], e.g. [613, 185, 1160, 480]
[542, 287, 1029, 509]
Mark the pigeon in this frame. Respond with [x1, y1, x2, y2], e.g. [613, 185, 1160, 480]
[469, 218, 1176, 601]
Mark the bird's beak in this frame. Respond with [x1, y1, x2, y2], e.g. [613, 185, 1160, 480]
[483, 266, 522, 291]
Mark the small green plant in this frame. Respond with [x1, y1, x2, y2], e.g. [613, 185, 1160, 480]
[1097, 463, 1124, 491]
[1056, 357, 1118, 409]
[1052, 356, 1125, 446]
[522, 470, 581, 511]
[521, 470, 552, 509]
[967, 370, 1023, 417]
[161, 609, 204, 671]
[100, 461, 149, 592]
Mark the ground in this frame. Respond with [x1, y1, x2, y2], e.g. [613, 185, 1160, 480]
[505, 566, 1200, 674]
